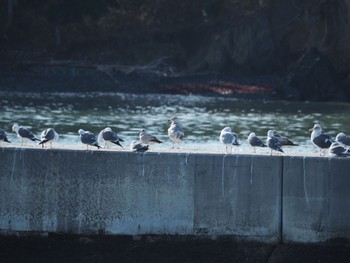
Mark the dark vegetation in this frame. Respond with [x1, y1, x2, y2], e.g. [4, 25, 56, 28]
[1, 0, 350, 101]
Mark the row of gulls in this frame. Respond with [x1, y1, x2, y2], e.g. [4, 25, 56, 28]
[220, 127, 299, 155]
[4, 116, 184, 152]
[3, 121, 350, 157]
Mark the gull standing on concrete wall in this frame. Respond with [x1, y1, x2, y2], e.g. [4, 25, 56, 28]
[98, 127, 124, 149]
[247, 132, 266, 153]
[0, 128, 11, 145]
[39, 128, 59, 148]
[309, 123, 333, 156]
[12, 124, 40, 146]
[78, 129, 101, 150]
[168, 116, 184, 149]
[139, 129, 163, 146]
[329, 141, 350, 157]
[219, 127, 240, 154]
[130, 140, 149, 152]
[272, 130, 299, 147]
[335, 132, 350, 147]
[266, 130, 283, 155]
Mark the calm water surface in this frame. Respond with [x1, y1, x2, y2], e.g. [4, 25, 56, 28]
[1, 92, 349, 153]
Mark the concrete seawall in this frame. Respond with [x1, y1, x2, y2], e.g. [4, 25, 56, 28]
[0, 147, 349, 244]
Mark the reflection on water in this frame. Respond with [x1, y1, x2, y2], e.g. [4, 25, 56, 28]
[1, 92, 350, 153]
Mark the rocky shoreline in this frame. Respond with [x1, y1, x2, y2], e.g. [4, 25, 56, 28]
[0, 59, 279, 100]
[0, 49, 348, 102]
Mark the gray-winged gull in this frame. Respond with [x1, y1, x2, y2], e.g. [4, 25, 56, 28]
[98, 127, 124, 149]
[219, 127, 240, 154]
[247, 132, 267, 153]
[266, 130, 284, 155]
[309, 123, 333, 156]
[329, 141, 350, 157]
[78, 129, 101, 150]
[139, 129, 163, 145]
[12, 124, 40, 146]
[39, 128, 59, 148]
[0, 128, 11, 145]
[335, 132, 350, 147]
[272, 130, 298, 146]
[130, 140, 149, 152]
[168, 116, 184, 149]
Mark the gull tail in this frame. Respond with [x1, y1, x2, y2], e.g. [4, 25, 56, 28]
[39, 139, 50, 145]
[93, 143, 102, 149]
[4, 138, 11, 143]
[112, 141, 124, 148]
[31, 138, 41, 142]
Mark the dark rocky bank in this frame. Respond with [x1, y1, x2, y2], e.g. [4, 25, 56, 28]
[1, 0, 350, 101]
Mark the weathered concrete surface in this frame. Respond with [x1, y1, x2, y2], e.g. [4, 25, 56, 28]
[1, 148, 350, 244]
[0, 148, 195, 235]
[194, 154, 282, 244]
[283, 156, 350, 243]
[0, 148, 281, 243]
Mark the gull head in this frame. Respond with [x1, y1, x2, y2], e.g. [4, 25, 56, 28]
[336, 132, 346, 141]
[12, 124, 19, 133]
[267, 130, 274, 138]
[222, 127, 232, 133]
[168, 116, 179, 124]
[78, 129, 85, 136]
[309, 123, 321, 132]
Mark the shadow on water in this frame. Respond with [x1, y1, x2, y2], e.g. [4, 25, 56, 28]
[1, 92, 350, 152]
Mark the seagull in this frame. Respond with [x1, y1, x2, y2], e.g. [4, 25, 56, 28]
[266, 130, 284, 155]
[309, 124, 333, 156]
[139, 129, 163, 145]
[247, 132, 267, 153]
[12, 124, 40, 146]
[98, 127, 124, 149]
[272, 130, 298, 146]
[335, 132, 350, 147]
[0, 128, 11, 145]
[130, 140, 149, 152]
[219, 127, 240, 154]
[168, 116, 184, 149]
[329, 141, 350, 157]
[39, 128, 59, 148]
[78, 129, 101, 150]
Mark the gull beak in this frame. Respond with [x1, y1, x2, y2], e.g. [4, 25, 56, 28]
[308, 127, 314, 132]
